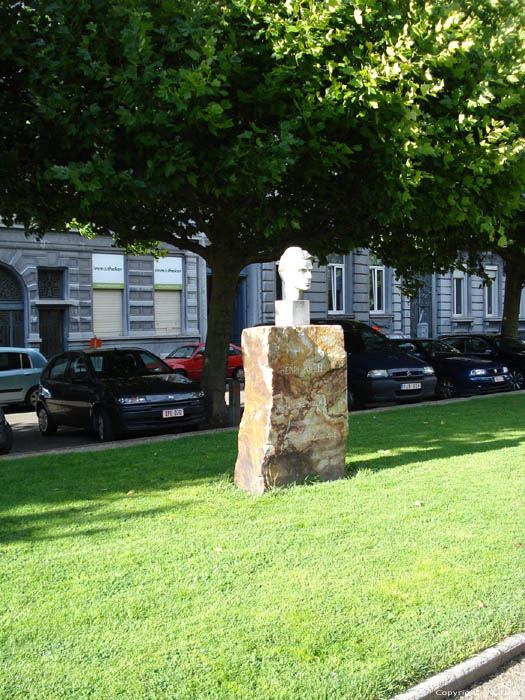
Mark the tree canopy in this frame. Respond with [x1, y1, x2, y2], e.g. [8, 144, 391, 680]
[1, 0, 524, 422]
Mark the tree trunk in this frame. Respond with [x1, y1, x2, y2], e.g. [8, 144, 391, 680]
[501, 253, 525, 339]
[201, 258, 244, 427]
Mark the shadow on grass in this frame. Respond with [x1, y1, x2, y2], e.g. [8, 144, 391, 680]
[0, 395, 524, 543]
[0, 502, 198, 544]
[0, 429, 237, 543]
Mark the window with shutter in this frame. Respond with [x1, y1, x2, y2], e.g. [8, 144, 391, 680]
[93, 289, 123, 336]
[154, 290, 182, 335]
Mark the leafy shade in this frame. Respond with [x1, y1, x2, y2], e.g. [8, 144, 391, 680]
[1, 0, 524, 420]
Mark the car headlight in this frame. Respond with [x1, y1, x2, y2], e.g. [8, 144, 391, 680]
[469, 369, 488, 376]
[40, 386, 52, 399]
[191, 390, 205, 399]
[116, 395, 147, 405]
[502, 366, 509, 374]
[423, 366, 435, 375]
[367, 369, 389, 378]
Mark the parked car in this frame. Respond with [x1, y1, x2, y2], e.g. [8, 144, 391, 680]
[439, 334, 525, 391]
[164, 343, 244, 382]
[0, 407, 13, 455]
[0, 347, 47, 408]
[313, 320, 437, 409]
[36, 348, 206, 442]
[391, 338, 511, 399]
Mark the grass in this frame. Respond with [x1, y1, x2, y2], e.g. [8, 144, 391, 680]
[0, 394, 524, 700]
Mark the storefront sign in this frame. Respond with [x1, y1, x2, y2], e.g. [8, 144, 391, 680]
[154, 257, 183, 290]
[92, 254, 125, 289]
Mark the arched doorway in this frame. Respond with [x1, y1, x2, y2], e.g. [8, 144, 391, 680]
[0, 266, 24, 346]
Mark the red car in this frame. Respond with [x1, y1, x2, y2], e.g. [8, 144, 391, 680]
[164, 343, 244, 382]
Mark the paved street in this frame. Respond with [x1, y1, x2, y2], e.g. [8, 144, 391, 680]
[1, 387, 245, 456]
[3, 406, 104, 455]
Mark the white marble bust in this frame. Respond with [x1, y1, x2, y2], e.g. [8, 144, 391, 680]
[278, 247, 313, 301]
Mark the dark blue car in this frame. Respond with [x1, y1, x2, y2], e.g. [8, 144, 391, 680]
[391, 338, 511, 399]
[439, 334, 525, 391]
[314, 320, 437, 409]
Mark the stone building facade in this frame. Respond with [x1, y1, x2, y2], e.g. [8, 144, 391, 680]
[0, 224, 522, 358]
[0, 226, 206, 357]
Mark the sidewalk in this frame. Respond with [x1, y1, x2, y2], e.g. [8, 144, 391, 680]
[391, 634, 525, 700]
[463, 653, 524, 699]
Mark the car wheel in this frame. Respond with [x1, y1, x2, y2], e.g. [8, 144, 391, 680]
[232, 367, 245, 383]
[436, 377, 456, 400]
[25, 385, 40, 409]
[347, 388, 363, 411]
[509, 369, 525, 391]
[38, 406, 57, 436]
[92, 408, 116, 442]
[0, 422, 13, 454]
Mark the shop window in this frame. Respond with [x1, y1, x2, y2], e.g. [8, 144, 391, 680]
[92, 254, 125, 337]
[93, 289, 123, 337]
[154, 291, 182, 335]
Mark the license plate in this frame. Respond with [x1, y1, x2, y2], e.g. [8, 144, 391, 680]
[494, 376, 504, 382]
[400, 382, 421, 391]
[163, 408, 184, 418]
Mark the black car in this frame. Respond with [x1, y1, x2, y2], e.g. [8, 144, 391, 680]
[391, 338, 511, 399]
[439, 334, 525, 391]
[313, 320, 437, 408]
[0, 407, 13, 455]
[37, 348, 206, 442]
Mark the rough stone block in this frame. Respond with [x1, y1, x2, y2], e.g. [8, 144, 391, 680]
[235, 325, 348, 494]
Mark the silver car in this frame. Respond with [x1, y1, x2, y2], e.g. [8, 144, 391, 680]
[0, 347, 47, 408]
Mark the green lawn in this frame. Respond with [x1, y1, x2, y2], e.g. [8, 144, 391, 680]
[1, 394, 524, 700]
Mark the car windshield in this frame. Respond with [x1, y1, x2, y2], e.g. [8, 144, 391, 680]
[346, 328, 391, 353]
[89, 350, 172, 377]
[421, 340, 461, 356]
[166, 345, 199, 359]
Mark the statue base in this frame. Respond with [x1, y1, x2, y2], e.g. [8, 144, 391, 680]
[234, 325, 348, 494]
[275, 299, 310, 326]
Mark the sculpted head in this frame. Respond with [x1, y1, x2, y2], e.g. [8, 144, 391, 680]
[278, 247, 313, 301]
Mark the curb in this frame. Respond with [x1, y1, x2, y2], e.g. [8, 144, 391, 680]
[390, 632, 525, 700]
[0, 425, 238, 460]
[3, 388, 525, 460]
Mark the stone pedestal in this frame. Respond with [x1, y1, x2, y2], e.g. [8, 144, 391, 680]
[234, 325, 348, 495]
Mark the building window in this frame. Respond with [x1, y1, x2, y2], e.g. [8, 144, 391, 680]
[38, 269, 64, 299]
[275, 263, 283, 301]
[154, 291, 182, 335]
[154, 257, 183, 335]
[484, 266, 498, 318]
[93, 289, 123, 337]
[328, 261, 345, 313]
[92, 254, 125, 337]
[453, 270, 467, 316]
[370, 264, 385, 313]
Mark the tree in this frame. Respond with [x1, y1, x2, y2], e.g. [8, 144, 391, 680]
[363, 1, 525, 337]
[1, 0, 523, 425]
